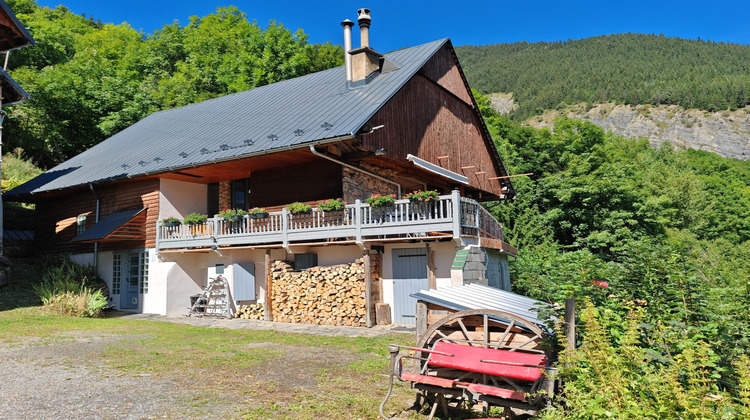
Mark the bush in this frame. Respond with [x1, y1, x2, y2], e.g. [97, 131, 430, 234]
[33, 258, 109, 317]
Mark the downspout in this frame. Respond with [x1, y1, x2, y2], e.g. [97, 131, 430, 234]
[308, 145, 401, 198]
[89, 184, 100, 273]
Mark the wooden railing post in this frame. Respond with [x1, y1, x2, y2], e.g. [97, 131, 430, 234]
[355, 199, 363, 244]
[282, 208, 289, 249]
[451, 190, 461, 239]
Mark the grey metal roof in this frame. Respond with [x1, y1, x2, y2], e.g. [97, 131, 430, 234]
[6, 39, 449, 199]
[3, 230, 33, 241]
[72, 208, 144, 242]
[410, 283, 552, 330]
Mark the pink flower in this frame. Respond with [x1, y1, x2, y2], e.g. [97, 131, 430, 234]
[593, 280, 609, 288]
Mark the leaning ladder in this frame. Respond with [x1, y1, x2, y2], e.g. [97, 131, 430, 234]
[188, 275, 233, 318]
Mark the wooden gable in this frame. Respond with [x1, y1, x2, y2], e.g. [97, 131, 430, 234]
[359, 43, 511, 199]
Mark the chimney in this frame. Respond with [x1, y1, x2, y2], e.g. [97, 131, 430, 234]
[357, 8, 371, 48]
[341, 19, 354, 83]
[347, 7, 384, 86]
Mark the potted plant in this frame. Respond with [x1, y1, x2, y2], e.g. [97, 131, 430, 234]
[161, 216, 181, 227]
[218, 208, 247, 222]
[317, 199, 345, 212]
[286, 202, 312, 215]
[248, 207, 269, 219]
[183, 213, 208, 225]
[366, 193, 396, 210]
[404, 190, 440, 203]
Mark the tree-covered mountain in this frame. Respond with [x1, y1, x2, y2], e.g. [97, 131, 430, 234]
[456, 33, 750, 119]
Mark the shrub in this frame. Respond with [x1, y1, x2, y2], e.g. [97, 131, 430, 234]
[317, 199, 345, 212]
[366, 193, 396, 209]
[183, 213, 208, 225]
[286, 202, 311, 214]
[33, 258, 109, 317]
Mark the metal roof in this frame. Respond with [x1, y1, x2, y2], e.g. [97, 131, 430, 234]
[3, 230, 32, 241]
[72, 208, 145, 242]
[410, 283, 552, 329]
[6, 39, 450, 199]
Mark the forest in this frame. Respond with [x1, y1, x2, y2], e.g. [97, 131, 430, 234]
[1, 0, 749, 417]
[457, 34, 750, 119]
[3, 0, 342, 168]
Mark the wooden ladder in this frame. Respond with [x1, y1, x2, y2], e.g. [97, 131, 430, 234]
[188, 275, 233, 318]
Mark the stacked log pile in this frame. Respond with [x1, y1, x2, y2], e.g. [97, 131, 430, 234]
[271, 259, 367, 326]
[235, 303, 264, 320]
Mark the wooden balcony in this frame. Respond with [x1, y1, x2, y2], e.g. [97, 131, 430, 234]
[156, 191, 507, 251]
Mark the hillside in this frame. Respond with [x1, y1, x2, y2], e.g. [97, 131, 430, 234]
[456, 34, 750, 119]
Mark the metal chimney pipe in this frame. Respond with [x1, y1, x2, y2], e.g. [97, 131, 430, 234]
[357, 8, 371, 48]
[341, 19, 354, 83]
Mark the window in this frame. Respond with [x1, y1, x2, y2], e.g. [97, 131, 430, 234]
[139, 251, 149, 294]
[112, 254, 121, 294]
[76, 214, 87, 235]
[207, 183, 219, 216]
[231, 178, 249, 210]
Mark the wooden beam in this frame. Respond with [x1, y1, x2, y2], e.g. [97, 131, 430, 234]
[426, 243, 436, 290]
[264, 249, 272, 321]
[460, 165, 476, 170]
[364, 252, 372, 328]
[416, 302, 428, 341]
[488, 172, 533, 180]
[436, 155, 449, 160]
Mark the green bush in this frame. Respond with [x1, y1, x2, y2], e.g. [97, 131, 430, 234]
[33, 257, 109, 317]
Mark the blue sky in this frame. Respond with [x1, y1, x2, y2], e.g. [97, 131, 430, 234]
[36, 1, 750, 52]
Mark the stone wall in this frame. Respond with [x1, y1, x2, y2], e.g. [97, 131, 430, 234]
[342, 163, 399, 204]
[271, 259, 368, 326]
[219, 181, 231, 211]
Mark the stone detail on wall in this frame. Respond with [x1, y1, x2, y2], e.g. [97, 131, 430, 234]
[462, 247, 488, 285]
[342, 164, 399, 204]
[219, 181, 231, 211]
[271, 259, 368, 326]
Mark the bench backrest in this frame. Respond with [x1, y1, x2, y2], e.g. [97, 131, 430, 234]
[428, 341, 547, 382]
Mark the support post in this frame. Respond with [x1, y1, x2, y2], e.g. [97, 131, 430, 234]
[364, 251, 372, 328]
[451, 189, 461, 239]
[416, 301, 428, 341]
[565, 298, 576, 351]
[426, 243, 436, 289]
[264, 249, 272, 321]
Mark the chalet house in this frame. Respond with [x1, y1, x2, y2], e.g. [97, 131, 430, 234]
[5, 9, 517, 325]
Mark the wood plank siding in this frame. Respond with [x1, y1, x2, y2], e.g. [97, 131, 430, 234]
[34, 179, 159, 253]
[361, 45, 506, 198]
[248, 160, 342, 208]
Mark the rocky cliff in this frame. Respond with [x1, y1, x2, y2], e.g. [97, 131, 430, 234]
[489, 94, 750, 160]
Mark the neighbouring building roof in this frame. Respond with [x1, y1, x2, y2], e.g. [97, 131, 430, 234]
[3, 229, 32, 241]
[0, 0, 35, 52]
[6, 39, 451, 199]
[0, 66, 28, 105]
[411, 283, 552, 329]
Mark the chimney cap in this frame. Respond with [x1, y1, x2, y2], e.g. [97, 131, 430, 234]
[357, 8, 371, 26]
[341, 18, 354, 27]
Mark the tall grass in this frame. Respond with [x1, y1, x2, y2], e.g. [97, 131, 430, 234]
[33, 257, 109, 317]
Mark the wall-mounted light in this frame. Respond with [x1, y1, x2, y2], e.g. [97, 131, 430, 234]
[375, 148, 387, 156]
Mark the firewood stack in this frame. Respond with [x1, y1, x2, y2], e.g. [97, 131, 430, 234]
[271, 259, 367, 326]
[234, 303, 265, 319]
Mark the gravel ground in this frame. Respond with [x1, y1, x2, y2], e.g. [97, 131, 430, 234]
[0, 316, 413, 419]
[0, 333, 218, 420]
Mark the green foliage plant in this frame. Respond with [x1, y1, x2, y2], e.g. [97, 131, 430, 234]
[404, 190, 439, 203]
[366, 193, 395, 209]
[33, 258, 108, 317]
[183, 213, 207, 225]
[248, 207, 268, 215]
[161, 216, 181, 226]
[218, 208, 247, 221]
[286, 202, 311, 215]
[317, 199, 345, 212]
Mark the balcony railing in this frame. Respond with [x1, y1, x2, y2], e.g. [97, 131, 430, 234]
[157, 190, 504, 250]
